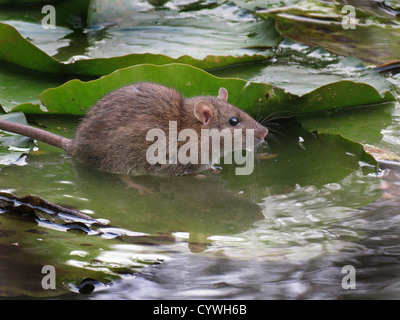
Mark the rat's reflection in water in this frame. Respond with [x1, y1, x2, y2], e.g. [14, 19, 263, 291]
[75, 164, 264, 253]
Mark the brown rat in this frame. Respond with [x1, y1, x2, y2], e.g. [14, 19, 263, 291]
[0, 82, 268, 176]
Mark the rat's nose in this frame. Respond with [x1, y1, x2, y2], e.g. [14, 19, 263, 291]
[259, 126, 268, 140]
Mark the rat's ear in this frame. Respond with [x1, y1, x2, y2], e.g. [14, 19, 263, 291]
[194, 101, 213, 125]
[217, 87, 228, 101]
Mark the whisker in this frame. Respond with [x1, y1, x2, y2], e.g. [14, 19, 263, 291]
[268, 128, 288, 139]
[265, 122, 284, 131]
[259, 111, 294, 126]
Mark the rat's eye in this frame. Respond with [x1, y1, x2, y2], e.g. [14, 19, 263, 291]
[229, 117, 240, 126]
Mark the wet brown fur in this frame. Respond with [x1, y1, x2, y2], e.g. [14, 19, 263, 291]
[68, 82, 267, 175]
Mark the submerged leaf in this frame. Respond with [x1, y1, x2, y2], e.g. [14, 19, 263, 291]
[0, 189, 171, 297]
[0, 61, 65, 113]
[225, 118, 378, 194]
[0, 113, 32, 166]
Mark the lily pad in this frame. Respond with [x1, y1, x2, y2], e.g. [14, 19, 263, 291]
[0, 21, 270, 75]
[256, 0, 400, 65]
[86, 0, 278, 59]
[213, 45, 395, 97]
[12, 63, 395, 118]
[0, 61, 65, 113]
[12, 63, 294, 116]
[2, 20, 73, 57]
[0, 0, 279, 76]
[0, 112, 32, 167]
[0, 22, 61, 73]
[218, 120, 378, 202]
[297, 101, 395, 147]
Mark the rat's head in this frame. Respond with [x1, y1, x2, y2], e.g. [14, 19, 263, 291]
[191, 87, 268, 150]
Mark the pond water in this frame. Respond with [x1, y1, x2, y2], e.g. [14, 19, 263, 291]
[1, 0, 400, 301]
[1, 109, 400, 300]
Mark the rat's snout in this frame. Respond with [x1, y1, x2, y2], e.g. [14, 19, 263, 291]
[255, 125, 268, 143]
[249, 125, 268, 147]
[260, 126, 268, 139]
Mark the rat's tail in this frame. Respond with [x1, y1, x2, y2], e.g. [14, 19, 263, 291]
[0, 119, 71, 151]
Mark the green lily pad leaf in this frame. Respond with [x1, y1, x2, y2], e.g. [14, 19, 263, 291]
[0, 60, 65, 113]
[315, 132, 378, 175]
[0, 22, 61, 73]
[213, 50, 395, 98]
[0, 0, 279, 76]
[0, 112, 33, 167]
[0, 0, 91, 33]
[256, 0, 400, 65]
[297, 101, 395, 147]
[2, 20, 73, 57]
[0, 22, 269, 76]
[12, 63, 395, 118]
[64, 51, 271, 77]
[224, 118, 378, 195]
[295, 80, 395, 115]
[14, 63, 295, 116]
